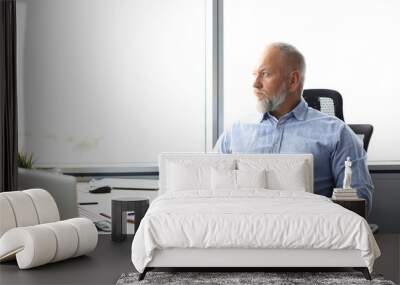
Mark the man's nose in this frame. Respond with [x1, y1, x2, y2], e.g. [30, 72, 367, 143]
[253, 77, 262, 89]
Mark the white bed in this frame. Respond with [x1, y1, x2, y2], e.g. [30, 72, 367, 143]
[131, 153, 380, 280]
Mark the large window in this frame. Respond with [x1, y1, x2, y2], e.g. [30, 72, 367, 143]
[17, 0, 400, 167]
[17, 0, 208, 168]
[224, 0, 400, 162]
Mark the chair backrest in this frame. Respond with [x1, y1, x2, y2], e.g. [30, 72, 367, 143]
[303, 89, 373, 152]
[302, 89, 345, 121]
[348, 124, 374, 152]
[18, 169, 78, 220]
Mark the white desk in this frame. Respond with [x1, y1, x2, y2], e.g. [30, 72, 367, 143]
[77, 181, 159, 233]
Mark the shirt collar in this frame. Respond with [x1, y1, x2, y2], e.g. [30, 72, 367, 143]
[260, 98, 308, 122]
[291, 98, 308, 121]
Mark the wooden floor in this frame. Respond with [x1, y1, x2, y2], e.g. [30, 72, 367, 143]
[0, 234, 398, 285]
[0, 235, 134, 285]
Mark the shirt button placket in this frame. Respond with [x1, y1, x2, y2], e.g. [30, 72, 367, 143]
[272, 123, 280, 153]
[274, 122, 283, 153]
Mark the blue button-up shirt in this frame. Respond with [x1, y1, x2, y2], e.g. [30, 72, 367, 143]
[215, 99, 373, 213]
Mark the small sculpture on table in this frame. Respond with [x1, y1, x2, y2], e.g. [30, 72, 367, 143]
[343, 156, 352, 190]
[333, 157, 358, 200]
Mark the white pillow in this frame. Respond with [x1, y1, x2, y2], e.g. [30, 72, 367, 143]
[168, 162, 210, 191]
[266, 164, 307, 191]
[166, 159, 236, 192]
[236, 169, 267, 189]
[238, 159, 309, 192]
[211, 168, 267, 190]
[211, 168, 236, 190]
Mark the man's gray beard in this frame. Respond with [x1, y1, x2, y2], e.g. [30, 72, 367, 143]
[256, 87, 288, 114]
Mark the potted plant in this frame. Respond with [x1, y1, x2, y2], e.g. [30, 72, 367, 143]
[17, 151, 35, 169]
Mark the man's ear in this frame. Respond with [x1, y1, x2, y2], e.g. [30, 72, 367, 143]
[288, 71, 300, 92]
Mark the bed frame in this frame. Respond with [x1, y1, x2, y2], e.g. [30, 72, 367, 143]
[138, 248, 371, 280]
[137, 153, 372, 281]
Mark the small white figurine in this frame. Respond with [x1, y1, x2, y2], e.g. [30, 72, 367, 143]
[343, 157, 352, 190]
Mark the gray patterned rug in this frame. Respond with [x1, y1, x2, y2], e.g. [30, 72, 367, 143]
[116, 271, 396, 285]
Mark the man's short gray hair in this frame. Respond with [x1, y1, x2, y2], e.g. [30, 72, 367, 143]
[269, 42, 306, 92]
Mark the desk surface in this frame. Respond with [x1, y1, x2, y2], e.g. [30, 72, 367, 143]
[77, 183, 159, 233]
[369, 163, 400, 172]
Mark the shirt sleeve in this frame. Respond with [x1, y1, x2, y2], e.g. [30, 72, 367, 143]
[331, 124, 374, 215]
[213, 127, 233, 154]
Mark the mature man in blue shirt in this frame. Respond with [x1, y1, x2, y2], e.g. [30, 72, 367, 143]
[215, 42, 374, 213]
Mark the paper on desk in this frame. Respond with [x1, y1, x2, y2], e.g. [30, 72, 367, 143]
[89, 178, 159, 190]
[79, 206, 110, 222]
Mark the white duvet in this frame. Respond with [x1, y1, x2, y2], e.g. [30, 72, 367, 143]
[131, 190, 380, 273]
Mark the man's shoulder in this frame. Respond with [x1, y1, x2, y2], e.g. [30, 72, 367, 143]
[299, 107, 349, 139]
[304, 106, 346, 126]
[226, 113, 263, 129]
[226, 108, 348, 131]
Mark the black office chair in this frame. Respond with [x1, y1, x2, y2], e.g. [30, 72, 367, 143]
[302, 89, 373, 151]
[303, 89, 378, 233]
[347, 124, 374, 152]
[303, 89, 345, 121]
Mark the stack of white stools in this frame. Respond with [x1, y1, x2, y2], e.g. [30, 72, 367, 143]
[0, 189, 97, 269]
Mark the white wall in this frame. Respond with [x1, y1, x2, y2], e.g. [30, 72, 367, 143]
[17, 0, 207, 167]
[224, 0, 400, 162]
